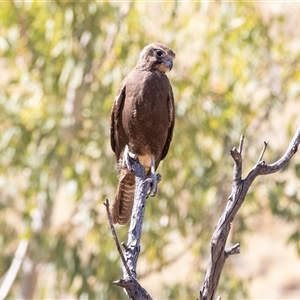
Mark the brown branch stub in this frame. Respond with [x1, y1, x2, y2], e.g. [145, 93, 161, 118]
[229, 147, 240, 163]
[230, 147, 243, 183]
[113, 278, 153, 300]
[122, 242, 130, 251]
[256, 140, 269, 164]
[225, 243, 240, 257]
[238, 135, 245, 154]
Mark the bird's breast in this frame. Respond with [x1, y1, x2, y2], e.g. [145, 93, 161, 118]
[122, 71, 171, 157]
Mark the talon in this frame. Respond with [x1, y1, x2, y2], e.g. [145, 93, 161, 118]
[122, 145, 137, 171]
[144, 157, 161, 197]
[144, 173, 158, 197]
[156, 173, 162, 184]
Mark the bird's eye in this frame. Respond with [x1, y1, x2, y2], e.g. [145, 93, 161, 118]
[155, 49, 164, 57]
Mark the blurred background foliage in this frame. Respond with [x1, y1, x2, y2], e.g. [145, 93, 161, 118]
[0, 1, 300, 299]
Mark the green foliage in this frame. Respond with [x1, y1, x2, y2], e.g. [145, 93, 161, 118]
[0, 1, 300, 299]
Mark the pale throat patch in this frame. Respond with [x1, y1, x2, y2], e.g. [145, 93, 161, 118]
[155, 63, 169, 73]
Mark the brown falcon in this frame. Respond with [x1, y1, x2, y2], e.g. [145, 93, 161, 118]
[110, 43, 175, 225]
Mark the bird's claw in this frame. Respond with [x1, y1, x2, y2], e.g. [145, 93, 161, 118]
[144, 173, 161, 197]
[156, 173, 162, 184]
[123, 150, 161, 197]
[122, 145, 137, 171]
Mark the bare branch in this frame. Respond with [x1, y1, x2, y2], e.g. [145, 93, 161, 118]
[247, 124, 300, 180]
[103, 199, 132, 278]
[200, 124, 300, 300]
[225, 243, 240, 257]
[238, 135, 244, 154]
[230, 147, 243, 183]
[123, 158, 149, 279]
[107, 157, 152, 299]
[0, 239, 29, 300]
[113, 278, 152, 300]
[256, 140, 269, 164]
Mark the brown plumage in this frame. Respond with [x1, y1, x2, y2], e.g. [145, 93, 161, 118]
[110, 43, 176, 225]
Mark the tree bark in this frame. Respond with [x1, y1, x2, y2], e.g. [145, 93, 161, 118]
[105, 157, 152, 299]
[200, 124, 300, 300]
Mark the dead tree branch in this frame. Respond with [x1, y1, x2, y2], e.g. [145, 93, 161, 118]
[105, 157, 152, 300]
[200, 124, 300, 300]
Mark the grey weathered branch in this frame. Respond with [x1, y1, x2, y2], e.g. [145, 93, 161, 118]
[103, 199, 132, 278]
[105, 157, 152, 300]
[200, 124, 300, 300]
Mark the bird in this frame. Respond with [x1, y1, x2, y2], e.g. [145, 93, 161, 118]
[110, 43, 175, 225]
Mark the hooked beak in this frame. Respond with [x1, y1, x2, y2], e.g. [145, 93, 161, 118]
[164, 59, 173, 71]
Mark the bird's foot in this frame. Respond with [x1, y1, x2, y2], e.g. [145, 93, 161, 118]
[144, 173, 162, 197]
[144, 156, 162, 197]
[122, 145, 137, 171]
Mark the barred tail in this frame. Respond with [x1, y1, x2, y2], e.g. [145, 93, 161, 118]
[112, 168, 135, 225]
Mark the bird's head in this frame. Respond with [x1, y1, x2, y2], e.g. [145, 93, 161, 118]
[138, 43, 176, 73]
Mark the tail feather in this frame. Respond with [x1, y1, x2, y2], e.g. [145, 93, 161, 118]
[112, 168, 135, 225]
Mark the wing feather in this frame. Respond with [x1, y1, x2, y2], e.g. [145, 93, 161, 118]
[110, 83, 126, 160]
[160, 86, 175, 161]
